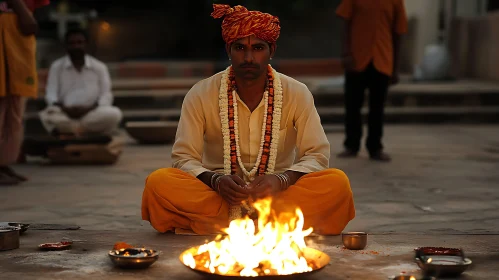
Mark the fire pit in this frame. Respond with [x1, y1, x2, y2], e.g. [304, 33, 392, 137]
[179, 198, 330, 278]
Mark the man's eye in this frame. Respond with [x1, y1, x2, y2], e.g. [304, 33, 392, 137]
[254, 46, 264, 50]
[235, 46, 244, 50]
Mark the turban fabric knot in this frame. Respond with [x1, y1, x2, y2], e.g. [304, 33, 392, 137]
[211, 4, 281, 45]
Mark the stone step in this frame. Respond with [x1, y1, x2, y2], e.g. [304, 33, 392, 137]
[27, 87, 499, 112]
[36, 59, 343, 81]
[24, 106, 499, 135]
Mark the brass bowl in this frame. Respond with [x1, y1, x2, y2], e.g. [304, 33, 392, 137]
[109, 248, 160, 269]
[342, 232, 368, 250]
[179, 246, 330, 279]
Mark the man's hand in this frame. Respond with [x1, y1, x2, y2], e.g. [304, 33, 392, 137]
[217, 175, 250, 206]
[62, 104, 97, 119]
[247, 175, 282, 200]
[342, 54, 355, 72]
[17, 12, 38, 35]
[390, 72, 400, 86]
[7, 0, 38, 35]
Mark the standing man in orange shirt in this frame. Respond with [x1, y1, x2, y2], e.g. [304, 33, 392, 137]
[0, 0, 50, 185]
[336, 0, 408, 161]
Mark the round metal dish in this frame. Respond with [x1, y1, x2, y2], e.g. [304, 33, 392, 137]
[415, 256, 472, 277]
[342, 232, 368, 250]
[414, 246, 472, 277]
[0, 226, 20, 251]
[109, 248, 160, 269]
[179, 246, 330, 279]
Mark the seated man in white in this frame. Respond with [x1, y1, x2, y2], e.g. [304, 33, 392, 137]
[40, 28, 122, 137]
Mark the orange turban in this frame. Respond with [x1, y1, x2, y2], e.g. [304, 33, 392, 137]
[211, 4, 281, 45]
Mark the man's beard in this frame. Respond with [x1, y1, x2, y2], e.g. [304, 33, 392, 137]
[234, 63, 263, 80]
[68, 49, 85, 59]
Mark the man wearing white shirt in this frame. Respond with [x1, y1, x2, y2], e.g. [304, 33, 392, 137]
[39, 28, 122, 137]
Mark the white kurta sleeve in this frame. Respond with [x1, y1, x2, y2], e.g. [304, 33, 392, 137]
[44, 62, 60, 106]
[97, 64, 113, 106]
[171, 88, 210, 177]
[287, 85, 330, 173]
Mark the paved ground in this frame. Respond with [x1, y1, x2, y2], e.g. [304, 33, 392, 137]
[1, 124, 499, 279]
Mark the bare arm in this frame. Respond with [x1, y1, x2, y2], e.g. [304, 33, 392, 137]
[391, 0, 408, 84]
[391, 33, 402, 84]
[341, 20, 352, 57]
[6, 0, 38, 35]
[98, 64, 113, 106]
[197, 171, 217, 189]
[340, 20, 355, 71]
[283, 170, 306, 186]
[45, 62, 60, 106]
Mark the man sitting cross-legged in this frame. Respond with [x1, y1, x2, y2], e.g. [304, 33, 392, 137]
[39, 28, 122, 138]
[141, 4, 356, 235]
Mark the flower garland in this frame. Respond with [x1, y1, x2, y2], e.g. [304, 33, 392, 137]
[219, 65, 283, 221]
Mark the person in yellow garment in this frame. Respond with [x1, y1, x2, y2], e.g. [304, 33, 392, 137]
[0, 0, 50, 185]
[141, 4, 356, 235]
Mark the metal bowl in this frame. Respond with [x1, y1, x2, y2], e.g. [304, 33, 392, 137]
[109, 248, 160, 269]
[0, 226, 20, 251]
[342, 232, 368, 250]
[179, 246, 330, 279]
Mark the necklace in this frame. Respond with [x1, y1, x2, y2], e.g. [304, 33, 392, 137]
[219, 65, 283, 220]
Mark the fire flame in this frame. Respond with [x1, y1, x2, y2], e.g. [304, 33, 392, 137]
[182, 198, 316, 276]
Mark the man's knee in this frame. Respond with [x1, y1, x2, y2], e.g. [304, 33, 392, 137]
[97, 106, 123, 125]
[145, 168, 178, 193]
[324, 168, 353, 198]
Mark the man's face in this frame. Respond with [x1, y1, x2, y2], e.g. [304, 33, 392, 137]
[66, 33, 87, 58]
[227, 35, 276, 80]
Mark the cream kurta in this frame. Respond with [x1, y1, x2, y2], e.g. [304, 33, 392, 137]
[172, 70, 330, 179]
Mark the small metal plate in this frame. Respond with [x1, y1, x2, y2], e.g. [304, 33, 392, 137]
[38, 241, 73, 251]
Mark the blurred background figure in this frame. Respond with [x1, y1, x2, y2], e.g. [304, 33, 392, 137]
[335, 0, 408, 162]
[0, 0, 50, 185]
[39, 28, 122, 139]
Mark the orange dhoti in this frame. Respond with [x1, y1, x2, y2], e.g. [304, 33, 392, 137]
[141, 168, 355, 235]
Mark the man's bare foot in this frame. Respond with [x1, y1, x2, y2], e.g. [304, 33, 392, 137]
[0, 166, 28, 181]
[0, 172, 20, 186]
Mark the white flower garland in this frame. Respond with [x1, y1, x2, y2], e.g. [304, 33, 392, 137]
[219, 69, 232, 174]
[219, 65, 283, 221]
[233, 90, 269, 183]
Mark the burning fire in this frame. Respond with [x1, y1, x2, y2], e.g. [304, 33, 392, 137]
[182, 198, 318, 276]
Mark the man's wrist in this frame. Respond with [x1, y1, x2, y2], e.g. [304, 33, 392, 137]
[210, 173, 224, 192]
[274, 173, 291, 191]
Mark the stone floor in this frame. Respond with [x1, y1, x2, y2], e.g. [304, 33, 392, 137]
[1, 124, 499, 279]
